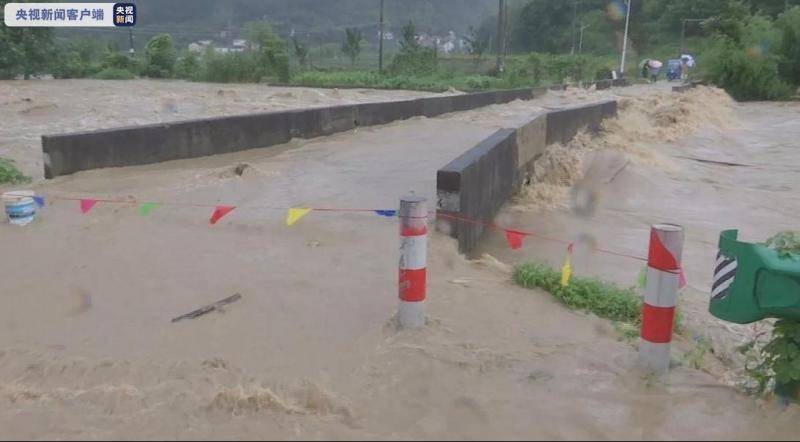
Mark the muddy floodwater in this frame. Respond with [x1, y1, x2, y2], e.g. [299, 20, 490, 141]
[0, 79, 445, 181]
[1, 80, 799, 440]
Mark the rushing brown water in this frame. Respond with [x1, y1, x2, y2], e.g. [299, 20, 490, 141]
[0, 79, 445, 181]
[1, 81, 799, 440]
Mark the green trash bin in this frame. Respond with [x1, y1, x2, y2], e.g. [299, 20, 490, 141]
[709, 230, 800, 324]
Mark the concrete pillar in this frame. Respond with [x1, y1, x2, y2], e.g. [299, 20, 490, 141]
[398, 195, 427, 328]
[640, 223, 684, 373]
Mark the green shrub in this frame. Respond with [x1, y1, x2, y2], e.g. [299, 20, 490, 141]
[702, 36, 792, 100]
[246, 21, 291, 83]
[199, 51, 258, 83]
[142, 34, 176, 78]
[390, 48, 438, 76]
[92, 67, 136, 80]
[700, 14, 794, 100]
[739, 233, 800, 396]
[745, 318, 800, 397]
[390, 21, 438, 76]
[175, 52, 201, 80]
[51, 38, 104, 79]
[0, 158, 30, 184]
[103, 51, 138, 72]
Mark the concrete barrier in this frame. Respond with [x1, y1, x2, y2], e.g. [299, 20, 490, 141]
[355, 99, 421, 127]
[437, 101, 619, 254]
[43, 111, 292, 179]
[672, 80, 701, 93]
[288, 105, 357, 139]
[545, 100, 617, 146]
[437, 129, 519, 253]
[41, 85, 569, 178]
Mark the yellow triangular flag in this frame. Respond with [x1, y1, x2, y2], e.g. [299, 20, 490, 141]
[561, 252, 573, 287]
[286, 208, 312, 226]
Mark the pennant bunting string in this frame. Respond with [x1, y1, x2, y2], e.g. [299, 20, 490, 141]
[30, 193, 651, 266]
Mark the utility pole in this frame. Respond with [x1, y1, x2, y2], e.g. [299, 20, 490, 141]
[571, 0, 578, 55]
[495, 0, 506, 73]
[378, 0, 385, 71]
[620, 0, 631, 75]
[579, 24, 591, 54]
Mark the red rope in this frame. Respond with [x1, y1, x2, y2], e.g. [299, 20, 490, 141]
[436, 212, 647, 262]
[45, 195, 648, 262]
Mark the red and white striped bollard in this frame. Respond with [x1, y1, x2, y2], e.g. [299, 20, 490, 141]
[640, 223, 684, 373]
[398, 195, 427, 328]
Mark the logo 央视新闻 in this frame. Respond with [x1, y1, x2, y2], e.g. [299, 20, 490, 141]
[113, 3, 136, 27]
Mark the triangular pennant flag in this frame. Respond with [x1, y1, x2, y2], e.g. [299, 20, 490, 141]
[561, 244, 573, 287]
[33, 196, 45, 207]
[375, 210, 397, 217]
[139, 202, 159, 216]
[286, 208, 312, 226]
[679, 266, 687, 289]
[505, 230, 526, 250]
[209, 206, 236, 225]
[80, 199, 97, 214]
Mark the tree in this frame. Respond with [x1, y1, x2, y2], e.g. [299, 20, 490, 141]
[653, 0, 750, 38]
[246, 21, 290, 82]
[701, 14, 792, 100]
[341, 28, 363, 67]
[511, 0, 574, 53]
[399, 21, 421, 53]
[390, 21, 438, 75]
[143, 34, 177, 78]
[464, 25, 490, 64]
[777, 6, 800, 86]
[0, 0, 56, 80]
[176, 52, 200, 80]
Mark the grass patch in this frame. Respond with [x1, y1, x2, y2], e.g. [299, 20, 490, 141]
[0, 158, 31, 185]
[515, 262, 685, 337]
[514, 262, 642, 325]
[289, 69, 552, 92]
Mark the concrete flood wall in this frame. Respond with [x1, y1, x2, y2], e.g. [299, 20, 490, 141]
[42, 85, 566, 179]
[436, 100, 618, 254]
[672, 80, 702, 93]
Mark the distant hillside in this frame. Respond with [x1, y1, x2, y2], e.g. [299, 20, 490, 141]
[134, 0, 495, 40]
[52, 0, 499, 52]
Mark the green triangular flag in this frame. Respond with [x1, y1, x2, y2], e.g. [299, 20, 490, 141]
[139, 202, 159, 216]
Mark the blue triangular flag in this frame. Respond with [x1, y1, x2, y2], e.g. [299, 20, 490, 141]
[375, 210, 397, 217]
[33, 196, 45, 207]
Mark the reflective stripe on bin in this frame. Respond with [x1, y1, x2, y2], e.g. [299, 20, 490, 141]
[712, 250, 738, 300]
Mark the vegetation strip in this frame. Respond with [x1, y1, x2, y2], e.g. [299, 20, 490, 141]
[514, 262, 684, 337]
[0, 158, 31, 185]
[514, 262, 642, 325]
